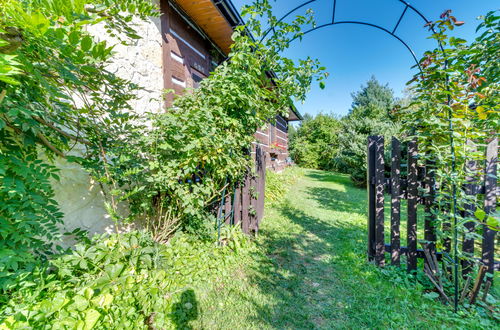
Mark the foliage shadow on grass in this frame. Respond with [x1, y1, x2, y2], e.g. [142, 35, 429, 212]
[171, 289, 199, 330]
[304, 170, 354, 186]
[242, 171, 385, 328]
[214, 169, 495, 328]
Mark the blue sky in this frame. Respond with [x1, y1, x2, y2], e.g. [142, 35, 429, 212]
[231, 0, 499, 117]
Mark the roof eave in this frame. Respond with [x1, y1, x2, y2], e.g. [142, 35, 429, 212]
[214, 0, 303, 122]
[213, 0, 245, 27]
[288, 104, 303, 121]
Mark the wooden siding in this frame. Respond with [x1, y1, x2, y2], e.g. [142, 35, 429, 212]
[253, 115, 290, 171]
[161, 1, 212, 104]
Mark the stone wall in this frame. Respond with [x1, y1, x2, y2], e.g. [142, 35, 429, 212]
[53, 16, 163, 243]
[89, 16, 164, 116]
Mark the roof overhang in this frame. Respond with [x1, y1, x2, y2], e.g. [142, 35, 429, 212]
[287, 104, 303, 121]
[172, 0, 243, 55]
[267, 71, 303, 121]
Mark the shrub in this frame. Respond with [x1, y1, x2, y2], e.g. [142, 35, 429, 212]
[397, 10, 499, 297]
[289, 113, 341, 170]
[333, 77, 401, 186]
[0, 0, 325, 289]
[290, 77, 401, 186]
[265, 166, 304, 206]
[0, 0, 157, 293]
[334, 117, 400, 186]
[88, 0, 327, 241]
[0, 230, 253, 328]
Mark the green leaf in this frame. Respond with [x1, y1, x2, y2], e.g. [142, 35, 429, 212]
[486, 216, 499, 229]
[105, 263, 125, 279]
[423, 292, 439, 300]
[51, 293, 68, 311]
[92, 293, 114, 308]
[72, 295, 89, 311]
[84, 309, 100, 329]
[0, 75, 20, 85]
[28, 12, 50, 34]
[83, 287, 94, 300]
[68, 31, 80, 45]
[475, 209, 486, 221]
[81, 36, 93, 52]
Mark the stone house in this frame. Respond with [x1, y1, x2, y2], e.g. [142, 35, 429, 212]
[55, 0, 301, 239]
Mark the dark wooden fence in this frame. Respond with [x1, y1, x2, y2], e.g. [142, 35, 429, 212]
[218, 145, 266, 235]
[367, 136, 498, 274]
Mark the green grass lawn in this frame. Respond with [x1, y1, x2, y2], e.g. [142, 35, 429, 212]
[185, 169, 495, 329]
[8, 168, 488, 329]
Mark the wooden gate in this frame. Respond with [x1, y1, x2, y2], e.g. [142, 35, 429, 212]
[367, 136, 498, 274]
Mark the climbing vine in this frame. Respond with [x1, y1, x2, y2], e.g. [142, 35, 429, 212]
[399, 9, 499, 296]
[83, 0, 327, 241]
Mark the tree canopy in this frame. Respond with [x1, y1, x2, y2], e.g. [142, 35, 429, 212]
[290, 76, 400, 186]
[348, 76, 395, 120]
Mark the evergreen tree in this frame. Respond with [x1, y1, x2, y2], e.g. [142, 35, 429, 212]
[336, 76, 400, 186]
[289, 77, 401, 186]
[348, 76, 395, 120]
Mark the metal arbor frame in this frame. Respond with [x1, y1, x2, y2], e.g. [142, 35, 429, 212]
[260, 0, 446, 72]
[258, 0, 460, 312]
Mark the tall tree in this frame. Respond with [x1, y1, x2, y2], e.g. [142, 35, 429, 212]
[335, 77, 400, 186]
[348, 76, 395, 120]
[289, 77, 400, 186]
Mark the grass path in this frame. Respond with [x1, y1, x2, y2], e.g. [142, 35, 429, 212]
[192, 169, 490, 329]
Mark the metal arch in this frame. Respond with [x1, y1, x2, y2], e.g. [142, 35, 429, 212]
[259, 0, 446, 70]
[289, 21, 422, 71]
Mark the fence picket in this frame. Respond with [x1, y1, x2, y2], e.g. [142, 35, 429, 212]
[482, 137, 498, 274]
[255, 147, 266, 232]
[221, 146, 267, 235]
[424, 160, 437, 252]
[241, 174, 250, 234]
[462, 140, 478, 275]
[407, 139, 418, 272]
[375, 136, 385, 267]
[249, 171, 258, 233]
[233, 185, 242, 225]
[224, 192, 232, 224]
[367, 136, 498, 275]
[390, 137, 401, 266]
[367, 136, 377, 261]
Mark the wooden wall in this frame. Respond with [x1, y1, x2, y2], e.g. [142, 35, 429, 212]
[255, 115, 290, 172]
[160, 1, 215, 104]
